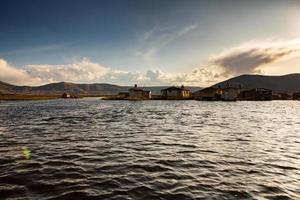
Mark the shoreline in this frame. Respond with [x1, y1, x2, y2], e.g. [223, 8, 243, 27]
[1, 94, 299, 101]
[0, 95, 59, 101]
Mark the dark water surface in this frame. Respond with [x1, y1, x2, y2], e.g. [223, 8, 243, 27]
[0, 99, 300, 200]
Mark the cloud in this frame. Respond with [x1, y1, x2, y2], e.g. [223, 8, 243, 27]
[137, 68, 220, 86]
[3, 38, 299, 87]
[210, 38, 300, 76]
[0, 57, 217, 86]
[27, 57, 109, 83]
[138, 25, 158, 43]
[104, 70, 147, 84]
[135, 24, 198, 62]
[178, 24, 198, 36]
[0, 59, 41, 85]
[134, 48, 156, 62]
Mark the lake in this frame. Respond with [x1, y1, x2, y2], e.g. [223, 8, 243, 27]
[0, 99, 299, 199]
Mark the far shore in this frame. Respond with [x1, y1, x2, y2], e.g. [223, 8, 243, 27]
[1, 94, 299, 101]
[0, 94, 101, 101]
[0, 95, 60, 101]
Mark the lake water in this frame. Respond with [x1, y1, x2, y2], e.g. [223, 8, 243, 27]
[0, 99, 300, 199]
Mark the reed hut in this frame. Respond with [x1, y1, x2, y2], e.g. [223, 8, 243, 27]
[239, 88, 272, 100]
[128, 84, 151, 100]
[161, 85, 191, 99]
[194, 87, 222, 101]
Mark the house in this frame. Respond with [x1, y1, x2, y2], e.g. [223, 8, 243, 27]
[194, 87, 222, 101]
[272, 93, 292, 100]
[118, 92, 129, 98]
[161, 85, 191, 99]
[221, 88, 239, 101]
[128, 84, 151, 100]
[221, 87, 240, 101]
[293, 92, 300, 100]
[62, 92, 71, 98]
[239, 88, 272, 100]
[61, 92, 78, 98]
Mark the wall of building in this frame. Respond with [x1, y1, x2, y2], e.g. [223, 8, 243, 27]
[129, 90, 143, 98]
[221, 89, 238, 101]
[129, 90, 151, 100]
[166, 90, 181, 97]
[182, 90, 190, 97]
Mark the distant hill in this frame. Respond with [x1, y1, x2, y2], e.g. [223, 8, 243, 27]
[0, 81, 129, 96]
[0, 81, 202, 96]
[4, 73, 298, 96]
[212, 74, 300, 93]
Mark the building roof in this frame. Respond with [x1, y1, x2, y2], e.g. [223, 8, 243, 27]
[129, 87, 151, 93]
[255, 88, 272, 91]
[129, 84, 144, 92]
[196, 87, 218, 94]
[223, 87, 240, 90]
[118, 92, 129, 95]
[129, 87, 144, 91]
[161, 86, 190, 91]
[240, 88, 272, 93]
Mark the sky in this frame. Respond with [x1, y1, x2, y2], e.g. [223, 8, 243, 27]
[0, 0, 300, 86]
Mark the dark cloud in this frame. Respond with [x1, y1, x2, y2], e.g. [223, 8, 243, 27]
[211, 41, 300, 76]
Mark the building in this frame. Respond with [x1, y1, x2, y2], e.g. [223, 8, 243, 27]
[272, 93, 292, 100]
[128, 84, 151, 100]
[221, 87, 239, 101]
[193, 87, 222, 101]
[218, 83, 241, 101]
[239, 88, 272, 100]
[62, 92, 71, 98]
[61, 92, 78, 98]
[118, 92, 129, 98]
[161, 85, 191, 99]
[293, 92, 300, 100]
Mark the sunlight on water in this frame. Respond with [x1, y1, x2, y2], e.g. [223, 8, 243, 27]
[22, 147, 31, 160]
[0, 99, 299, 199]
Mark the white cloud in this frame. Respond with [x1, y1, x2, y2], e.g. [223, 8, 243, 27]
[133, 68, 220, 86]
[133, 48, 156, 62]
[138, 25, 158, 43]
[27, 57, 109, 83]
[0, 59, 41, 85]
[178, 24, 198, 36]
[0, 57, 217, 86]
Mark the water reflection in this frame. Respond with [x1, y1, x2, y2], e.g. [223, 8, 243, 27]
[0, 99, 299, 199]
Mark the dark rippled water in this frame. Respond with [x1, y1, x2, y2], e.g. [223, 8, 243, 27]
[0, 99, 300, 200]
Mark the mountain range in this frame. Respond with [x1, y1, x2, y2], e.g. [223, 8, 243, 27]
[213, 73, 300, 93]
[0, 73, 300, 96]
[0, 81, 201, 96]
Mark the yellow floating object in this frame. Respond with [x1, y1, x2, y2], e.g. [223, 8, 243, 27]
[22, 147, 31, 160]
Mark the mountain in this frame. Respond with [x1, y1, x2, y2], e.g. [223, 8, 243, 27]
[0, 81, 129, 96]
[0, 81, 201, 96]
[3, 73, 298, 96]
[212, 73, 300, 93]
[0, 81, 32, 95]
[31, 82, 128, 96]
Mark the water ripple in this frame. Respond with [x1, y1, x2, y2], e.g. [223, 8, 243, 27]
[0, 99, 300, 199]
